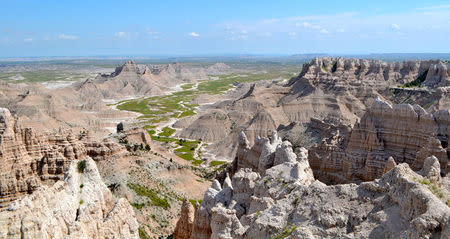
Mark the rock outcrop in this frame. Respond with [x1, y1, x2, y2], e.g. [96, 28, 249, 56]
[173, 199, 196, 239]
[74, 61, 208, 99]
[0, 157, 139, 238]
[180, 58, 450, 160]
[309, 98, 449, 184]
[0, 108, 126, 206]
[176, 134, 450, 239]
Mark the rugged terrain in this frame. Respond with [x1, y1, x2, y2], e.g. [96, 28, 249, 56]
[309, 98, 449, 184]
[0, 60, 238, 238]
[0, 57, 449, 238]
[178, 57, 450, 160]
[175, 131, 449, 238]
[0, 157, 139, 238]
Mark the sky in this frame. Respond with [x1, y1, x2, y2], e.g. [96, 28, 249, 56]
[1, 0, 450, 57]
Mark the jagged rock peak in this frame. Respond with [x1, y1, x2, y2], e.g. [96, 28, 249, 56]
[176, 130, 450, 238]
[0, 157, 139, 238]
[294, 57, 450, 88]
[113, 60, 141, 75]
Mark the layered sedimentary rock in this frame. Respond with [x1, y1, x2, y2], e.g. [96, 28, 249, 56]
[309, 98, 449, 184]
[74, 61, 209, 99]
[180, 58, 450, 160]
[0, 157, 139, 238]
[0, 108, 126, 206]
[177, 134, 450, 239]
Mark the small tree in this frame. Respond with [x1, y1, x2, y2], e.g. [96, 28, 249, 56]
[145, 144, 151, 151]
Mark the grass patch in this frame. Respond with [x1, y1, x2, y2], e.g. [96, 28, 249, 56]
[158, 126, 176, 137]
[210, 160, 227, 167]
[127, 183, 170, 210]
[189, 199, 203, 207]
[138, 227, 150, 239]
[77, 160, 86, 173]
[117, 100, 151, 115]
[151, 135, 178, 143]
[175, 152, 195, 161]
[181, 83, 195, 90]
[178, 109, 196, 118]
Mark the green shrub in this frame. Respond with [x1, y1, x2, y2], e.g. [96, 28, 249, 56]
[131, 202, 145, 209]
[79, 200, 84, 205]
[331, 61, 337, 72]
[77, 160, 86, 173]
[402, 70, 428, 88]
[270, 225, 298, 239]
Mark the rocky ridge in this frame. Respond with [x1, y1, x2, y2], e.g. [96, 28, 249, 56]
[309, 98, 449, 184]
[175, 133, 450, 239]
[178, 58, 450, 160]
[0, 108, 126, 207]
[0, 157, 139, 238]
[74, 61, 209, 99]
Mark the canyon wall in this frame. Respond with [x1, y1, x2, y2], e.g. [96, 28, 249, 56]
[0, 108, 126, 207]
[0, 157, 139, 238]
[309, 98, 449, 184]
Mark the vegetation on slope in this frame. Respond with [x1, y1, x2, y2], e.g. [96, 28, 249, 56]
[401, 70, 428, 88]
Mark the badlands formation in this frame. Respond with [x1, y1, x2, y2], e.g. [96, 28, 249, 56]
[0, 61, 219, 238]
[173, 58, 450, 238]
[179, 58, 450, 160]
[0, 57, 449, 238]
[175, 131, 449, 238]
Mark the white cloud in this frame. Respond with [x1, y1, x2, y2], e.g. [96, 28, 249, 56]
[336, 28, 345, 33]
[24, 38, 33, 42]
[58, 34, 77, 40]
[320, 29, 329, 34]
[241, 30, 247, 34]
[189, 32, 200, 37]
[296, 22, 311, 28]
[288, 32, 296, 36]
[390, 24, 400, 30]
[115, 32, 127, 38]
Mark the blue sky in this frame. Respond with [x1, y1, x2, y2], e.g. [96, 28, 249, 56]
[1, 0, 450, 57]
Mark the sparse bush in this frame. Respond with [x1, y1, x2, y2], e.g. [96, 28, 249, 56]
[331, 61, 337, 72]
[77, 160, 86, 173]
[402, 70, 428, 88]
[79, 199, 84, 205]
[127, 183, 170, 210]
[270, 224, 298, 239]
[80, 184, 84, 188]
